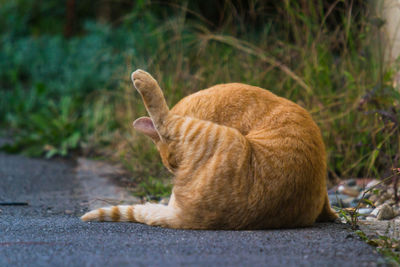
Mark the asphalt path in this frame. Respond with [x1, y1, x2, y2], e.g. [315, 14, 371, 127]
[0, 152, 385, 266]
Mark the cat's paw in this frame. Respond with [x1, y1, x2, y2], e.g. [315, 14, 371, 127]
[131, 69, 159, 94]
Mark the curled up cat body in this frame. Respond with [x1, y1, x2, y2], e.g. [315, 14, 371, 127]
[81, 69, 337, 229]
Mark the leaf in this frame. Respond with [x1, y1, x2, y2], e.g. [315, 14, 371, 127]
[372, 189, 380, 195]
[362, 199, 375, 207]
[65, 132, 81, 148]
[45, 149, 58, 159]
[367, 239, 380, 247]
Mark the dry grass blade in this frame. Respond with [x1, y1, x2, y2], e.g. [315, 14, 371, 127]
[201, 34, 313, 94]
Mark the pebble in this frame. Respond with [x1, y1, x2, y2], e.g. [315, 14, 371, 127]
[370, 207, 379, 217]
[367, 194, 378, 203]
[387, 188, 395, 195]
[376, 204, 395, 220]
[329, 194, 351, 208]
[346, 179, 357, 187]
[358, 208, 373, 215]
[65, 209, 73, 215]
[344, 197, 358, 208]
[366, 179, 380, 189]
[330, 179, 400, 223]
[380, 192, 392, 202]
[338, 185, 360, 197]
[356, 191, 371, 201]
[159, 197, 170, 205]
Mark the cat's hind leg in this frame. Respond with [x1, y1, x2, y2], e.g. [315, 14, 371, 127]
[131, 69, 169, 128]
[81, 203, 182, 228]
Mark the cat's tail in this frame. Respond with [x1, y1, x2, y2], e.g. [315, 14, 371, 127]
[316, 194, 338, 222]
[81, 205, 137, 222]
[131, 69, 170, 129]
[81, 203, 180, 228]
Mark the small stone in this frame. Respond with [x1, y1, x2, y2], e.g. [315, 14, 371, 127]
[159, 197, 170, 205]
[370, 207, 380, 217]
[380, 192, 392, 202]
[329, 194, 352, 208]
[377, 204, 395, 220]
[368, 194, 378, 203]
[385, 199, 396, 206]
[357, 192, 371, 201]
[393, 207, 400, 217]
[366, 179, 380, 189]
[65, 209, 73, 215]
[338, 185, 360, 197]
[328, 186, 338, 194]
[346, 179, 357, 187]
[348, 198, 359, 208]
[387, 188, 395, 195]
[358, 208, 373, 215]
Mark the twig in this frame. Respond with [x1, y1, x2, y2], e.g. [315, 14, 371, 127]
[0, 202, 29, 206]
[394, 165, 400, 202]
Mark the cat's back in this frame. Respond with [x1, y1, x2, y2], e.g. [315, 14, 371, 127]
[170, 83, 304, 134]
[169, 83, 329, 229]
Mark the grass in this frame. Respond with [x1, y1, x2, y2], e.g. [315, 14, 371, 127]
[133, 176, 173, 201]
[0, 1, 399, 197]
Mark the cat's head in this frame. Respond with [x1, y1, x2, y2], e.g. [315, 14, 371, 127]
[133, 116, 177, 173]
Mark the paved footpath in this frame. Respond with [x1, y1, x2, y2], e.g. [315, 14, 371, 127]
[0, 152, 385, 266]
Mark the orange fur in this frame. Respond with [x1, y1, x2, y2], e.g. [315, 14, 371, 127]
[81, 69, 337, 229]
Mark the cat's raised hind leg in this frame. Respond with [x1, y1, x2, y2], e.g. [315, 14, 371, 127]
[131, 69, 169, 128]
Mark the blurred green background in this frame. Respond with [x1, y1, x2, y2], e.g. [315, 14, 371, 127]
[0, 0, 399, 196]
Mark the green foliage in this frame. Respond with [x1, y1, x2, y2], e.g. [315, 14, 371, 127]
[0, 21, 137, 157]
[0, 1, 399, 185]
[2, 95, 82, 157]
[375, 236, 400, 266]
[133, 176, 172, 200]
[355, 230, 400, 265]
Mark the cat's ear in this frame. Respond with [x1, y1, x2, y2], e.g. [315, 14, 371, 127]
[133, 117, 160, 142]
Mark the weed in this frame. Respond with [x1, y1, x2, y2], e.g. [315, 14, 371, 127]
[355, 230, 400, 265]
[337, 169, 400, 230]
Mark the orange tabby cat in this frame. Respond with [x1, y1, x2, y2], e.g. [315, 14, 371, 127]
[81, 69, 337, 229]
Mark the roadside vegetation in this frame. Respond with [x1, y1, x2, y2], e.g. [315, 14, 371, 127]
[0, 1, 399, 197]
[336, 170, 400, 265]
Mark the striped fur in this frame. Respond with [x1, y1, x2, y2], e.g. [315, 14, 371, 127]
[81, 69, 337, 229]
